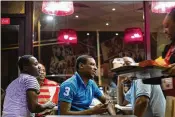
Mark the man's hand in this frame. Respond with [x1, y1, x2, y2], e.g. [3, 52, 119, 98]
[162, 63, 175, 76]
[168, 63, 175, 76]
[91, 103, 108, 114]
[43, 101, 56, 109]
[118, 75, 128, 83]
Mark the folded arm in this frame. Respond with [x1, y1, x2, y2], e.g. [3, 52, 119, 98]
[117, 76, 130, 106]
[27, 89, 55, 113]
[60, 101, 108, 115]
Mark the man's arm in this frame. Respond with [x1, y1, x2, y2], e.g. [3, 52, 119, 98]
[60, 101, 108, 115]
[133, 77, 151, 117]
[97, 94, 116, 115]
[117, 76, 129, 106]
[134, 96, 149, 117]
[27, 90, 55, 113]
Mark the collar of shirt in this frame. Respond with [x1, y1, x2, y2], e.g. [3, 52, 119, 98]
[75, 72, 91, 88]
[20, 73, 36, 78]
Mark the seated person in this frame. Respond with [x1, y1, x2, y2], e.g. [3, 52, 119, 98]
[58, 55, 116, 115]
[2, 55, 55, 117]
[117, 57, 166, 117]
[36, 63, 59, 117]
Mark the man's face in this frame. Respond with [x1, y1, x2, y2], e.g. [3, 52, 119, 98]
[123, 57, 135, 66]
[163, 15, 175, 41]
[38, 64, 46, 80]
[27, 57, 40, 77]
[81, 58, 97, 78]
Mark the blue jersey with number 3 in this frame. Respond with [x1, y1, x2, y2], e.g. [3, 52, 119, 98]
[57, 72, 102, 114]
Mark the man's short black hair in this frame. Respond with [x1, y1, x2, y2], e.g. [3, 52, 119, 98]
[75, 55, 93, 71]
[168, 7, 175, 22]
[18, 55, 33, 71]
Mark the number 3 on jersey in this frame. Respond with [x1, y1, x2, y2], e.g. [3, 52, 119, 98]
[63, 87, 70, 96]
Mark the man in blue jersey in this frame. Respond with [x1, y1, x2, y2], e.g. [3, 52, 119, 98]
[58, 55, 116, 115]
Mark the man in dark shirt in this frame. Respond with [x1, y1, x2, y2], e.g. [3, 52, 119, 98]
[161, 7, 175, 96]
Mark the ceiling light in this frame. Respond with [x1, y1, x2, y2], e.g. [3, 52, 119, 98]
[75, 15, 79, 18]
[46, 15, 54, 21]
[87, 33, 90, 36]
[106, 23, 109, 26]
[112, 8, 116, 11]
[42, 1, 74, 16]
[115, 33, 119, 35]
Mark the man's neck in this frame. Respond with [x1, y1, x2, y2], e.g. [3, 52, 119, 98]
[78, 72, 89, 85]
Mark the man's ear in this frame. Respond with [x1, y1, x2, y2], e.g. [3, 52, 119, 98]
[79, 63, 84, 69]
[23, 66, 28, 72]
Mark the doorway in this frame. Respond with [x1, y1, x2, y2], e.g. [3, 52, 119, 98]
[1, 17, 25, 90]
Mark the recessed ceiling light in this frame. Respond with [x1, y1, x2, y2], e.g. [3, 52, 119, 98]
[106, 23, 109, 26]
[112, 8, 116, 11]
[115, 33, 119, 35]
[87, 33, 90, 36]
[46, 15, 54, 21]
[75, 15, 79, 18]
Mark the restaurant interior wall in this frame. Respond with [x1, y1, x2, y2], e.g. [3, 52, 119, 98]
[32, 31, 157, 84]
[1, 1, 169, 87]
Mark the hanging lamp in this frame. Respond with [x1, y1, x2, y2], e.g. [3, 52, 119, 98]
[151, 1, 175, 13]
[57, 29, 77, 44]
[124, 27, 143, 44]
[42, 1, 74, 16]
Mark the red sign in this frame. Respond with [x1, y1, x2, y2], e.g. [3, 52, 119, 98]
[1, 18, 10, 25]
[42, 1, 74, 16]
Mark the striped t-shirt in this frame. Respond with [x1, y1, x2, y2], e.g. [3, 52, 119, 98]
[2, 73, 40, 117]
[36, 78, 59, 117]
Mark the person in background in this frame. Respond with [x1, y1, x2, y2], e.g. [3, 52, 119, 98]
[2, 55, 55, 117]
[161, 7, 175, 96]
[161, 7, 175, 117]
[58, 55, 116, 115]
[36, 63, 59, 117]
[117, 57, 166, 117]
[106, 72, 117, 99]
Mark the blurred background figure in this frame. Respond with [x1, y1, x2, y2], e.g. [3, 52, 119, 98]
[49, 45, 65, 74]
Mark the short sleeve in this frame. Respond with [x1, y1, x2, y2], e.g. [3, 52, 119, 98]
[135, 79, 151, 99]
[24, 76, 40, 94]
[92, 81, 103, 98]
[124, 87, 132, 103]
[59, 82, 75, 103]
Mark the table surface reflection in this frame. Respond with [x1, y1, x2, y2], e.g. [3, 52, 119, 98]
[46, 115, 136, 117]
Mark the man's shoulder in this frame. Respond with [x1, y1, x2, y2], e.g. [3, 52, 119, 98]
[61, 75, 77, 88]
[89, 79, 97, 85]
[19, 73, 37, 81]
[44, 78, 58, 86]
